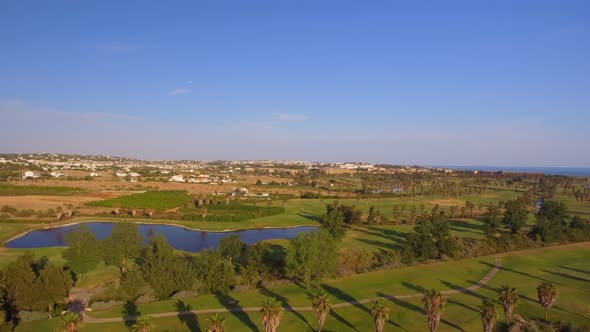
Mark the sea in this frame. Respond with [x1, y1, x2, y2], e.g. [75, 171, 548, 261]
[434, 166, 590, 177]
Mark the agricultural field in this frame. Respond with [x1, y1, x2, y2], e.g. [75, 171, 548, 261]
[86, 190, 191, 210]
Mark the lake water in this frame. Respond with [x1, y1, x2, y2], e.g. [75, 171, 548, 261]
[5, 222, 317, 252]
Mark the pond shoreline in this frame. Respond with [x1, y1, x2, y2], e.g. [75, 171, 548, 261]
[3, 218, 319, 247]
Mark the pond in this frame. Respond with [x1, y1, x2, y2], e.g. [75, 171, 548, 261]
[4, 222, 317, 252]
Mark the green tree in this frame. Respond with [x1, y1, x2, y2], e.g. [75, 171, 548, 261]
[36, 263, 73, 318]
[320, 203, 346, 238]
[60, 312, 81, 332]
[533, 200, 569, 242]
[537, 280, 557, 322]
[131, 315, 152, 332]
[217, 235, 245, 264]
[498, 285, 519, 325]
[207, 313, 226, 332]
[260, 297, 283, 332]
[285, 230, 338, 288]
[370, 300, 390, 332]
[422, 289, 446, 332]
[3, 253, 37, 315]
[62, 225, 102, 279]
[194, 250, 236, 294]
[311, 291, 330, 332]
[240, 242, 272, 286]
[103, 223, 143, 277]
[465, 201, 475, 217]
[140, 234, 195, 300]
[503, 200, 528, 234]
[482, 203, 503, 238]
[479, 299, 498, 332]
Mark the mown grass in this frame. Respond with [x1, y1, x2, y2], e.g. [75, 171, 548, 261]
[17, 243, 589, 332]
[0, 183, 85, 196]
[86, 190, 191, 210]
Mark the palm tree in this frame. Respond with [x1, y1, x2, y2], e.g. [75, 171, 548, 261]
[498, 285, 519, 325]
[465, 201, 475, 217]
[449, 205, 458, 219]
[310, 291, 330, 332]
[370, 300, 390, 332]
[60, 312, 81, 332]
[131, 315, 152, 332]
[422, 289, 446, 332]
[537, 280, 557, 321]
[479, 299, 498, 332]
[207, 313, 226, 332]
[260, 297, 283, 332]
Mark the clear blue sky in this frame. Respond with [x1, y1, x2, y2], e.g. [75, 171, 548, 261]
[1, 0, 589, 166]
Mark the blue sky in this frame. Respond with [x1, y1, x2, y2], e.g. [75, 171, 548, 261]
[1, 0, 589, 166]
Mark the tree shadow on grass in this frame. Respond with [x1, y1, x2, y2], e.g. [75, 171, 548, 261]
[371, 292, 410, 332]
[297, 211, 321, 222]
[215, 293, 259, 332]
[357, 238, 400, 251]
[328, 310, 359, 332]
[559, 266, 590, 275]
[259, 286, 311, 330]
[401, 282, 425, 294]
[175, 300, 200, 332]
[322, 285, 370, 314]
[387, 293, 466, 331]
[540, 269, 590, 283]
[122, 301, 139, 330]
[479, 261, 565, 286]
[440, 280, 487, 301]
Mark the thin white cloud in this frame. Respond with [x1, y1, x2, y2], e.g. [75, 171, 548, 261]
[169, 88, 192, 96]
[272, 113, 309, 122]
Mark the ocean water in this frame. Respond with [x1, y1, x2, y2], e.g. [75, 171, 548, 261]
[437, 166, 590, 177]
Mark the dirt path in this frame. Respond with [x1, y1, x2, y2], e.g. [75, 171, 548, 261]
[79, 258, 502, 324]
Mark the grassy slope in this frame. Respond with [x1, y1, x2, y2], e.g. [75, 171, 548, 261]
[17, 243, 590, 332]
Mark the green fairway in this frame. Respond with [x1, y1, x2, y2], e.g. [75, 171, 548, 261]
[15, 243, 590, 332]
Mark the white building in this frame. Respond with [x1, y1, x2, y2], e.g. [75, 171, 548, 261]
[90, 172, 102, 177]
[23, 171, 41, 179]
[50, 171, 65, 178]
[169, 175, 185, 183]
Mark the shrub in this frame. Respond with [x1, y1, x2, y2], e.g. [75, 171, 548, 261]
[15, 209, 36, 217]
[0, 205, 17, 214]
[17, 311, 48, 323]
[374, 249, 403, 269]
[337, 248, 374, 276]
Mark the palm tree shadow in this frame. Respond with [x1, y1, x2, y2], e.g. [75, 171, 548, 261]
[388, 293, 466, 331]
[440, 280, 486, 301]
[479, 261, 565, 286]
[540, 269, 590, 283]
[259, 286, 311, 330]
[401, 282, 425, 294]
[122, 301, 139, 330]
[175, 300, 201, 332]
[328, 310, 359, 332]
[559, 266, 590, 275]
[215, 293, 259, 332]
[374, 292, 410, 331]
